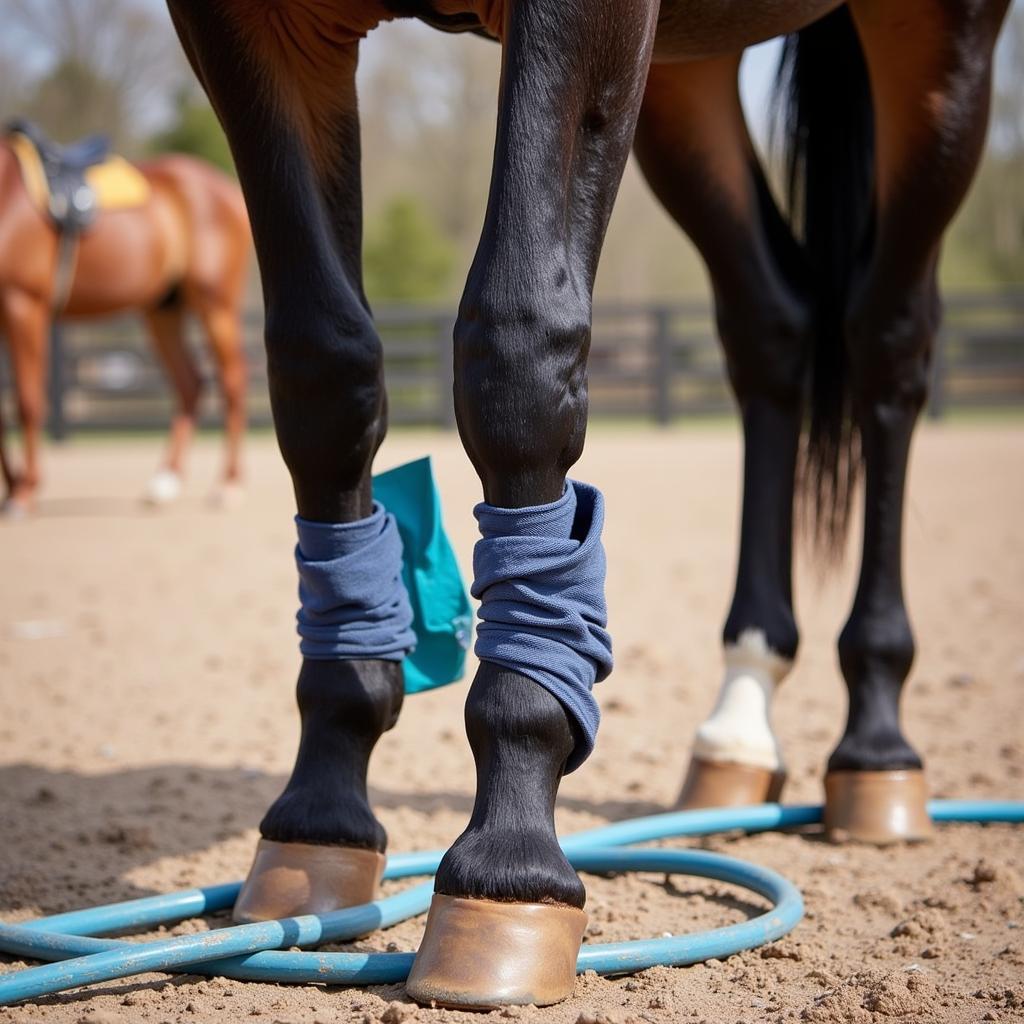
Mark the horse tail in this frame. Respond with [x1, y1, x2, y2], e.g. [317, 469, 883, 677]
[773, 4, 874, 554]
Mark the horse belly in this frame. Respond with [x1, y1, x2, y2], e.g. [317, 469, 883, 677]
[652, 0, 844, 61]
[64, 201, 178, 317]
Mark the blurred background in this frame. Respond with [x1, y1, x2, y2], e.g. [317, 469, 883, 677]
[0, 0, 1022, 431]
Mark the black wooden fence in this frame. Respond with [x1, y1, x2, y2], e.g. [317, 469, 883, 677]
[2, 292, 1023, 438]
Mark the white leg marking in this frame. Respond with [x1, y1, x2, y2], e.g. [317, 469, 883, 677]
[692, 628, 791, 771]
[143, 468, 183, 506]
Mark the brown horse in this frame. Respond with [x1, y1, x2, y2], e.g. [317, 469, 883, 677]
[0, 142, 251, 515]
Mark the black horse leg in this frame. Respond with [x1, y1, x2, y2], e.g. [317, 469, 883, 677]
[634, 56, 809, 806]
[826, 0, 1008, 840]
[166, 2, 402, 912]
[408, 0, 658, 1008]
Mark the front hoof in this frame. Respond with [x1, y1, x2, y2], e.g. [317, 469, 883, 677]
[824, 769, 932, 845]
[232, 839, 385, 923]
[407, 895, 586, 1009]
[676, 756, 786, 810]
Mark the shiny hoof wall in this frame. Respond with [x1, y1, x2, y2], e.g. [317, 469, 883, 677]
[406, 894, 587, 1009]
[232, 838, 385, 923]
[676, 756, 786, 810]
[824, 769, 933, 845]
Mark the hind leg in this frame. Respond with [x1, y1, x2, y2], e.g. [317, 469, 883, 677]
[167, 1, 408, 917]
[195, 298, 246, 499]
[0, 288, 50, 515]
[634, 56, 809, 807]
[825, 0, 1009, 841]
[142, 302, 202, 504]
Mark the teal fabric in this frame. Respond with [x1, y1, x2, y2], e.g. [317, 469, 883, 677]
[372, 457, 472, 694]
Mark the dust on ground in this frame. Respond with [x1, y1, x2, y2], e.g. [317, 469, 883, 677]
[1, 423, 1022, 1023]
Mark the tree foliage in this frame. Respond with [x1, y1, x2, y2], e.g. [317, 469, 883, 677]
[21, 59, 126, 147]
[363, 196, 457, 303]
[945, 5, 1024, 286]
[148, 90, 235, 175]
[3, 0, 183, 151]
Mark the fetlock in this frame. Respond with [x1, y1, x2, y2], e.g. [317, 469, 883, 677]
[831, 610, 922, 773]
[434, 666, 585, 908]
[259, 659, 402, 851]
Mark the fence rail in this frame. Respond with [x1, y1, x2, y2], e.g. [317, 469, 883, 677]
[1, 292, 1023, 438]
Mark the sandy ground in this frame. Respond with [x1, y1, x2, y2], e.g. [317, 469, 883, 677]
[1, 423, 1022, 1024]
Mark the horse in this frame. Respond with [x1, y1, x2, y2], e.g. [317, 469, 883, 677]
[0, 135, 251, 515]
[164, 0, 1010, 1010]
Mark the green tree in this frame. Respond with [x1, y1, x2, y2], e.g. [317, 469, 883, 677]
[21, 58, 127, 148]
[148, 89, 234, 175]
[363, 196, 457, 303]
[946, 156, 1024, 286]
[944, 5, 1024, 287]
[7, 0, 183, 154]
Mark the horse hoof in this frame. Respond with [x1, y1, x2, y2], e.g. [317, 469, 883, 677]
[824, 769, 932, 845]
[406, 894, 586, 1009]
[143, 469, 182, 506]
[676, 756, 786, 809]
[232, 839, 385, 923]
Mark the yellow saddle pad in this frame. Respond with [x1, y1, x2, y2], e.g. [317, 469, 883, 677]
[9, 131, 151, 217]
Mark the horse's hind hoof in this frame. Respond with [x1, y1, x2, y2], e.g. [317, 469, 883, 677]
[824, 769, 933, 845]
[675, 756, 786, 810]
[232, 839, 385, 923]
[406, 894, 586, 1009]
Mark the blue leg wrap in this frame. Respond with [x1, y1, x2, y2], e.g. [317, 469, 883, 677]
[295, 503, 416, 661]
[472, 480, 612, 771]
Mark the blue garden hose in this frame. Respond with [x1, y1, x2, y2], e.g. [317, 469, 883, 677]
[0, 800, 1020, 1006]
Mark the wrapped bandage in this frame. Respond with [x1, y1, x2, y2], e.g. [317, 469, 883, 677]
[295, 503, 416, 661]
[472, 480, 612, 772]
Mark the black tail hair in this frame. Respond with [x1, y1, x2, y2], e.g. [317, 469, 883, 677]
[772, 4, 874, 553]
